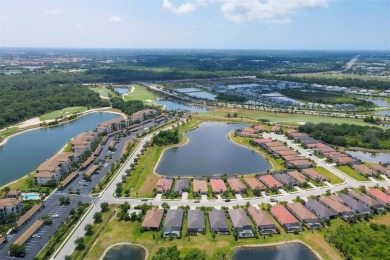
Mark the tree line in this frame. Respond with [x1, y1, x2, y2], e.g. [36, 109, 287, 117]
[152, 129, 179, 146]
[298, 122, 390, 149]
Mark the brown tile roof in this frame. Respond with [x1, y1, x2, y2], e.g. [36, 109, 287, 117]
[142, 208, 164, 229]
[370, 164, 390, 176]
[244, 177, 266, 191]
[210, 178, 227, 193]
[253, 138, 272, 144]
[271, 125, 280, 132]
[259, 175, 282, 188]
[60, 172, 78, 187]
[254, 125, 267, 132]
[14, 220, 44, 246]
[334, 156, 356, 164]
[276, 150, 298, 156]
[81, 156, 95, 168]
[192, 179, 208, 193]
[35, 171, 55, 178]
[320, 196, 354, 214]
[247, 206, 274, 227]
[282, 155, 305, 161]
[287, 171, 307, 184]
[367, 189, 390, 204]
[266, 141, 285, 147]
[287, 203, 317, 221]
[288, 159, 312, 166]
[0, 198, 22, 208]
[353, 164, 374, 176]
[85, 165, 99, 176]
[156, 178, 173, 193]
[227, 178, 246, 193]
[270, 146, 291, 152]
[302, 168, 327, 181]
[16, 204, 43, 228]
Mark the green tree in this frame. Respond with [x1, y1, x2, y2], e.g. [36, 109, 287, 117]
[184, 248, 207, 260]
[152, 246, 181, 260]
[93, 212, 103, 224]
[75, 237, 85, 251]
[84, 224, 93, 236]
[100, 202, 109, 212]
[9, 244, 26, 257]
[213, 248, 233, 260]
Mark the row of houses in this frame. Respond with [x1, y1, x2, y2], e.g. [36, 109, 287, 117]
[253, 137, 313, 169]
[141, 207, 278, 238]
[286, 129, 390, 178]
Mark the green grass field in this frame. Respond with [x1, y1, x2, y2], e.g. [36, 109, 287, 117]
[204, 108, 378, 127]
[40, 106, 88, 121]
[124, 85, 159, 105]
[312, 166, 344, 184]
[336, 165, 368, 181]
[0, 127, 19, 138]
[90, 87, 115, 98]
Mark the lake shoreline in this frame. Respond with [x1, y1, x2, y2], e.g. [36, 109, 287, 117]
[0, 108, 125, 148]
[99, 242, 148, 260]
[234, 240, 323, 260]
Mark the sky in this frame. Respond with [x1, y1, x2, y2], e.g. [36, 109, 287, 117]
[0, 0, 389, 50]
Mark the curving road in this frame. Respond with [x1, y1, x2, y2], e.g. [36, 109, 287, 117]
[53, 126, 390, 260]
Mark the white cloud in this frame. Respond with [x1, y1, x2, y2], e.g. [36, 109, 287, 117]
[46, 8, 64, 15]
[162, 0, 328, 23]
[109, 16, 122, 22]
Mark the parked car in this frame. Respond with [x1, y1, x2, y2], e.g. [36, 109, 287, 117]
[141, 198, 148, 202]
[224, 199, 231, 202]
[32, 234, 41, 238]
[52, 214, 59, 218]
[193, 200, 200, 203]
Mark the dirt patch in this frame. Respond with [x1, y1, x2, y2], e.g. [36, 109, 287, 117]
[16, 117, 41, 128]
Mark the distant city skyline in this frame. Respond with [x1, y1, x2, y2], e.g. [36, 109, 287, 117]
[0, 0, 389, 50]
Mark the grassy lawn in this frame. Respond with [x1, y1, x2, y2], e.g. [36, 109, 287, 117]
[204, 108, 377, 127]
[90, 87, 115, 98]
[294, 72, 390, 82]
[230, 134, 286, 171]
[85, 208, 343, 260]
[335, 165, 369, 181]
[123, 119, 203, 197]
[40, 106, 88, 121]
[312, 166, 344, 184]
[124, 85, 159, 105]
[0, 127, 19, 139]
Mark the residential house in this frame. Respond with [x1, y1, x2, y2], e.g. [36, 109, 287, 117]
[334, 156, 357, 165]
[156, 178, 173, 194]
[259, 175, 283, 189]
[227, 177, 247, 194]
[247, 206, 277, 235]
[352, 164, 375, 177]
[187, 210, 205, 234]
[209, 210, 229, 234]
[285, 159, 312, 169]
[337, 193, 372, 215]
[302, 168, 328, 182]
[305, 199, 337, 219]
[319, 195, 355, 219]
[270, 205, 302, 233]
[192, 178, 208, 194]
[369, 164, 390, 177]
[348, 190, 386, 211]
[210, 178, 227, 194]
[6, 190, 21, 198]
[174, 179, 190, 195]
[228, 208, 254, 238]
[287, 171, 308, 186]
[243, 177, 266, 191]
[130, 109, 158, 122]
[141, 208, 164, 231]
[286, 203, 322, 229]
[273, 173, 298, 187]
[163, 209, 184, 238]
[367, 189, 390, 205]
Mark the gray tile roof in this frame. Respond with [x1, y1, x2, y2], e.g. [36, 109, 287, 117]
[209, 210, 229, 230]
[305, 199, 336, 218]
[273, 173, 297, 186]
[187, 210, 205, 230]
[338, 193, 372, 214]
[164, 209, 184, 232]
[174, 179, 190, 194]
[228, 208, 252, 228]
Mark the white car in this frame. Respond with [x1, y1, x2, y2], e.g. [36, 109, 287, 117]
[32, 234, 41, 238]
[52, 214, 59, 218]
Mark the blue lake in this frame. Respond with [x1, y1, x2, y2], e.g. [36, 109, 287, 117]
[103, 244, 146, 260]
[186, 91, 217, 100]
[345, 150, 390, 164]
[0, 112, 122, 186]
[155, 99, 209, 112]
[114, 87, 129, 95]
[233, 243, 319, 260]
[155, 122, 271, 176]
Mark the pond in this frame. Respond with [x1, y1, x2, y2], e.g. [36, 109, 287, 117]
[186, 91, 217, 100]
[114, 87, 129, 95]
[155, 122, 271, 176]
[102, 244, 146, 260]
[345, 150, 390, 164]
[233, 243, 319, 260]
[175, 87, 201, 93]
[362, 98, 389, 107]
[155, 99, 209, 113]
[375, 109, 390, 116]
[0, 112, 122, 186]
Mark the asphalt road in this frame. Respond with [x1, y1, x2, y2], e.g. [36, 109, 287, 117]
[53, 123, 390, 260]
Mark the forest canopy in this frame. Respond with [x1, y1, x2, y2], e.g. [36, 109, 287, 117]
[298, 122, 390, 149]
[152, 129, 179, 146]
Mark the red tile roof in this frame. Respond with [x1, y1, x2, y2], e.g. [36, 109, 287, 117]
[210, 179, 227, 193]
[271, 205, 299, 225]
[244, 177, 266, 191]
[259, 175, 282, 188]
[367, 189, 390, 204]
[227, 178, 246, 193]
